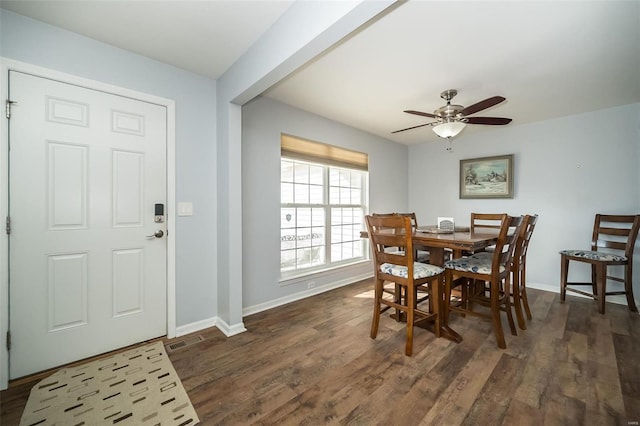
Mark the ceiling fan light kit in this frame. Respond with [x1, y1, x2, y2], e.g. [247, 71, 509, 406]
[392, 89, 512, 140]
[432, 120, 466, 139]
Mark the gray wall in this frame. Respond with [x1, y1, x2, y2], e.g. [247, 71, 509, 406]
[2, 6, 639, 331]
[242, 96, 407, 311]
[0, 10, 219, 326]
[215, 1, 395, 330]
[408, 103, 640, 299]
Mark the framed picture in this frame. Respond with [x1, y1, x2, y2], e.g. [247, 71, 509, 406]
[460, 154, 514, 199]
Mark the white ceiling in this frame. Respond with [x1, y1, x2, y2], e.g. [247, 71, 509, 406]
[0, 0, 295, 78]
[3, 1, 639, 145]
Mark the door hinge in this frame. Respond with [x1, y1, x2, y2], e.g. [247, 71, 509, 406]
[5, 99, 17, 119]
[5, 216, 10, 235]
[6, 331, 10, 351]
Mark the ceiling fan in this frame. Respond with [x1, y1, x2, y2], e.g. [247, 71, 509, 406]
[392, 89, 512, 139]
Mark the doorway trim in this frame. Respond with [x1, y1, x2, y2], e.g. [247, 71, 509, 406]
[0, 58, 177, 390]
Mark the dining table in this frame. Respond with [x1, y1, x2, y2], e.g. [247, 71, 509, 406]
[410, 227, 498, 266]
[360, 226, 500, 343]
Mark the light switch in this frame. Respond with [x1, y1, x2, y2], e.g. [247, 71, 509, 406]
[177, 202, 193, 216]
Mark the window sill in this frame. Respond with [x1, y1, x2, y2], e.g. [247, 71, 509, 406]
[279, 259, 371, 287]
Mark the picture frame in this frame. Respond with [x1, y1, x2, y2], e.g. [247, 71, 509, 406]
[460, 154, 514, 199]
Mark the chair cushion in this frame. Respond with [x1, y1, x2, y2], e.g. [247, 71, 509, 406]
[445, 256, 505, 274]
[559, 250, 627, 262]
[380, 262, 444, 279]
[471, 251, 492, 260]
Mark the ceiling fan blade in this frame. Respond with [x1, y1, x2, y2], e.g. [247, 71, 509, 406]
[404, 110, 438, 119]
[459, 96, 506, 116]
[391, 122, 434, 134]
[465, 117, 512, 125]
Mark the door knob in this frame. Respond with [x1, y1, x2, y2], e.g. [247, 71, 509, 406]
[146, 230, 164, 239]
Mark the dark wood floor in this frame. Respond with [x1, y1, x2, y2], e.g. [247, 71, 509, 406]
[2, 278, 639, 425]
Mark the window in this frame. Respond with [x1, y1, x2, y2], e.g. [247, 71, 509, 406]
[280, 136, 368, 277]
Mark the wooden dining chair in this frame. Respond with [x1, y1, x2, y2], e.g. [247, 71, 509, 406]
[365, 214, 444, 356]
[379, 213, 429, 262]
[470, 212, 505, 234]
[369, 212, 406, 317]
[444, 214, 524, 349]
[463, 212, 508, 303]
[560, 214, 640, 314]
[372, 212, 429, 308]
[471, 214, 539, 330]
[389, 212, 437, 307]
[468, 212, 505, 254]
[511, 214, 538, 329]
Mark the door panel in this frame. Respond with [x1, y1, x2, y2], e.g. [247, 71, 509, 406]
[112, 248, 144, 317]
[9, 71, 167, 378]
[48, 252, 88, 331]
[48, 142, 88, 229]
[113, 150, 144, 226]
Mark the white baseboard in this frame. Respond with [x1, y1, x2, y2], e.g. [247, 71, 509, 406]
[216, 319, 247, 337]
[528, 282, 632, 306]
[173, 274, 372, 339]
[528, 282, 560, 294]
[175, 317, 218, 337]
[175, 316, 247, 338]
[243, 272, 373, 317]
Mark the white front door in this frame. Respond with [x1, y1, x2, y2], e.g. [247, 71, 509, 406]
[8, 71, 168, 379]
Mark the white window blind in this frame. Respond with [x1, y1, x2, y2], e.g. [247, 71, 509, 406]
[281, 134, 368, 171]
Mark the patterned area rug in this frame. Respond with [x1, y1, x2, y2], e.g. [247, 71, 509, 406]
[20, 341, 199, 425]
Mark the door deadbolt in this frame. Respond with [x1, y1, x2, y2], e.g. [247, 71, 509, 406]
[154, 203, 165, 223]
[147, 230, 164, 239]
